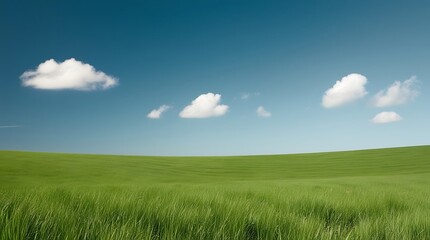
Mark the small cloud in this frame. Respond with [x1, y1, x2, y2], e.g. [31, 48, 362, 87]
[372, 76, 419, 107]
[241, 93, 251, 100]
[179, 93, 229, 118]
[371, 111, 402, 124]
[256, 106, 271, 117]
[147, 105, 170, 119]
[21, 58, 118, 91]
[322, 73, 368, 108]
[241, 92, 260, 100]
[0, 125, 21, 128]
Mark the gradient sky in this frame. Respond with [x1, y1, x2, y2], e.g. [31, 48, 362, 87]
[1, 0, 429, 155]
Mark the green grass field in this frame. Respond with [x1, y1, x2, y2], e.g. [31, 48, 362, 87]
[1, 146, 430, 239]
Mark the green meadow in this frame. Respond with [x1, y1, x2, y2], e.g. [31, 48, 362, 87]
[1, 146, 430, 239]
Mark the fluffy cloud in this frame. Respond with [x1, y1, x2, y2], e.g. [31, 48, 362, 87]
[372, 76, 418, 107]
[20, 58, 118, 90]
[256, 106, 271, 117]
[179, 93, 229, 118]
[322, 73, 368, 108]
[371, 111, 402, 124]
[147, 105, 170, 119]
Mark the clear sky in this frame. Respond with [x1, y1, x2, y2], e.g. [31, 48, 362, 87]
[1, 0, 429, 156]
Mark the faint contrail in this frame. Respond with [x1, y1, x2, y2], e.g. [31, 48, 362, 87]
[0, 125, 21, 128]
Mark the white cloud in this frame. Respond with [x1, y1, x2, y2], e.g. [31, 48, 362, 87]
[241, 92, 260, 100]
[241, 93, 251, 100]
[256, 106, 271, 117]
[322, 73, 368, 108]
[372, 76, 419, 107]
[371, 111, 402, 124]
[147, 105, 170, 119]
[179, 93, 229, 118]
[20, 58, 118, 90]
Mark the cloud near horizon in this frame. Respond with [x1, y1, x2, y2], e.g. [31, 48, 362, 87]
[20, 58, 118, 90]
[322, 73, 368, 108]
[179, 93, 229, 118]
[256, 106, 271, 117]
[147, 105, 170, 119]
[372, 76, 419, 107]
[371, 111, 402, 124]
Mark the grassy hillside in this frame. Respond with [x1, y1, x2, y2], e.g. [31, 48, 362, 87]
[1, 146, 430, 239]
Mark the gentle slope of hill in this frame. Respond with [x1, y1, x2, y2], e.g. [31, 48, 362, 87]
[1, 145, 429, 186]
[1, 146, 429, 239]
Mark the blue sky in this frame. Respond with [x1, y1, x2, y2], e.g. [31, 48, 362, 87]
[1, 0, 429, 155]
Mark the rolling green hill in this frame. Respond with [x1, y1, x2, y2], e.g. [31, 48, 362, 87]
[1, 146, 430, 239]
